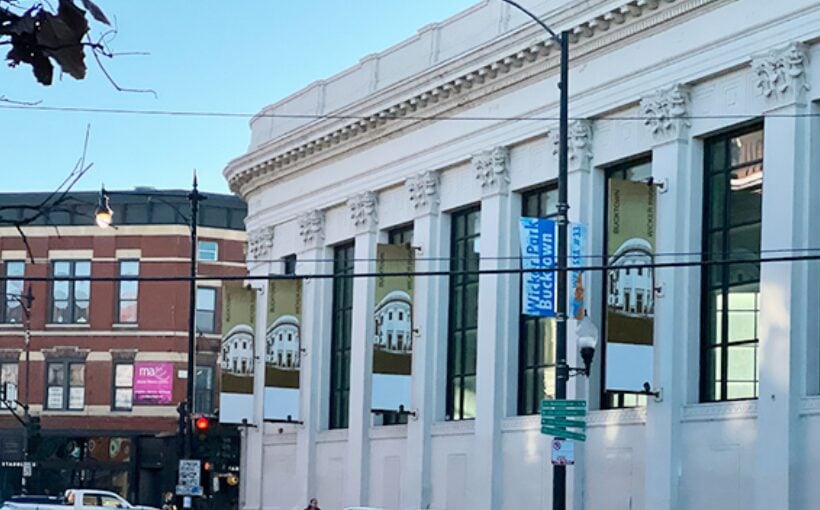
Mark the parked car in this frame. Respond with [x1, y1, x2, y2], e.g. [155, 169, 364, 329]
[1, 489, 159, 510]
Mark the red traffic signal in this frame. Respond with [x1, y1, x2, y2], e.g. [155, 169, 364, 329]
[194, 416, 210, 432]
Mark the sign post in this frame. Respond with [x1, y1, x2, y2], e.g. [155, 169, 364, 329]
[177, 459, 203, 497]
[540, 399, 587, 442]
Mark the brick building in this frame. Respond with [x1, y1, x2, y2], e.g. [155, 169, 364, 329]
[0, 189, 246, 506]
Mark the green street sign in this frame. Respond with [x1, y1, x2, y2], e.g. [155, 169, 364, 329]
[541, 417, 587, 429]
[541, 425, 586, 442]
[541, 399, 586, 409]
[540, 408, 587, 417]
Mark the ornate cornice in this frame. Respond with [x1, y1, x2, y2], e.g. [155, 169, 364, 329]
[0, 349, 21, 363]
[226, 0, 701, 196]
[553, 119, 594, 172]
[42, 346, 90, 361]
[406, 170, 441, 216]
[751, 41, 811, 107]
[109, 349, 137, 362]
[298, 209, 325, 251]
[473, 146, 510, 195]
[640, 83, 691, 143]
[247, 225, 275, 261]
[347, 191, 379, 233]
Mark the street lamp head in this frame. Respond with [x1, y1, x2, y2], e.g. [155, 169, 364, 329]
[576, 314, 599, 377]
[95, 189, 113, 229]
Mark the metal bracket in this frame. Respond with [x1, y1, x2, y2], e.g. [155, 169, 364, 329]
[646, 177, 669, 193]
[653, 283, 664, 298]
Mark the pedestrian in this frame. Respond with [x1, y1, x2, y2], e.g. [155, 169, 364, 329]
[161, 491, 177, 510]
[304, 497, 320, 510]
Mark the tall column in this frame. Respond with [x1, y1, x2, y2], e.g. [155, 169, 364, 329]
[403, 170, 446, 509]
[640, 83, 694, 510]
[345, 191, 380, 507]
[752, 42, 812, 510]
[241, 225, 275, 510]
[295, 210, 333, 505]
[471, 146, 515, 510]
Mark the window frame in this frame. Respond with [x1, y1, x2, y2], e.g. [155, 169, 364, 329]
[196, 287, 218, 334]
[111, 362, 134, 411]
[446, 205, 481, 421]
[699, 123, 764, 403]
[517, 185, 559, 415]
[2, 261, 25, 324]
[329, 242, 355, 429]
[198, 240, 219, 262]
[45, 360, 85, 411]
[283, 254, 297, 276]
[376, 224, 415, 426]
[50, 260, 91, 325]
[116, 260, 140, 324]
[599, 157, 653, 409]
[194, 365, 214, 415]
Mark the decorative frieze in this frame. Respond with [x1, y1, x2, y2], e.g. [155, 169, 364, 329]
[347, 191, 379, 233]
[298, 210, 325, 250]
[473, 146, 510, 195]
[553, 119, 594, 171]
[751, 42, 810, 106]
[247, 225, 275, 261]
[405, 170, 440, 216]
[640, 83, 691, 143]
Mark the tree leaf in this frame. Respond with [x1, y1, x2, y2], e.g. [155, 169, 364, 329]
[36, 3, 89, 81]
[78, 0, 110, 25]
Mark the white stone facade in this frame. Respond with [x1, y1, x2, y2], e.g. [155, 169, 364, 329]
[224, 1, 820, 509]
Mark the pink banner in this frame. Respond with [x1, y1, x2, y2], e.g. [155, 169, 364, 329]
[133, 362, 174, 405]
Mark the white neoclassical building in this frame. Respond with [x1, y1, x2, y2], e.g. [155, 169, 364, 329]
[374, 291, 413, 354]
[224, 1, 820, 509]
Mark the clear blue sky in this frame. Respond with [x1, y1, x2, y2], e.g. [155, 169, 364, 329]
[1, 1, 478, 195]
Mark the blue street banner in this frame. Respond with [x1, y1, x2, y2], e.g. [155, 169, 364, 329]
[519, 217, 557, 317]
[569, 223, 588, 319]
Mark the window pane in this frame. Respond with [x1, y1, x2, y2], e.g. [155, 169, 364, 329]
[729, 130, 764, 166]
[48, 364, 65, 385]
[53, 262, 71, 277]
[70, 364, 85, 385]
[115, 388, 133, 410]
[74, 261, 91, 276]
[197, 288, 216, 309]
[69, 387, 84, 409]
[120, 261, 139, 276]
[115, 364, 133, 387]
[198, 241, 219, 261]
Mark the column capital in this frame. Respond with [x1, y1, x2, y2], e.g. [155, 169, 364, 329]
[553, 119, 594, 173]
[246, 225, 275, 262]
[406, 170, 441, 217]
[347, 190, 379, 234]
[298, 209, 325, 251]
[751, 41, 811, 109]
[473, 146, 510, 196]
[640, 83, 691, 144]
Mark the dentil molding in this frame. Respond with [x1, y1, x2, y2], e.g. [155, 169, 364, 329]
[640, 83, 691, 143]
[298, 209, 325, 250]
[473, 146, 510, 195]
[751, 41, 811, 107]
[405, 170, 441, 216]
[347, 191, 379, 233]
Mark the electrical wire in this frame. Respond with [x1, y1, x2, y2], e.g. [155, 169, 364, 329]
[1, 104, 820, 122]
[2, 252, 818, 283]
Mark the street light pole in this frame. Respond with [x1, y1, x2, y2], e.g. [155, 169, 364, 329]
[499, 2, 571, 509]
[95, 176, 204, 461]
[185, 176, 201, 459]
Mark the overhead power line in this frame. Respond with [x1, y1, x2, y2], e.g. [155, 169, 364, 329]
[1, 104, 819, 122]
[2, 252, 818, 283]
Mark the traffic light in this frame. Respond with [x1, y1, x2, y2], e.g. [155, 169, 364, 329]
[194, 416, 211, 436]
